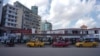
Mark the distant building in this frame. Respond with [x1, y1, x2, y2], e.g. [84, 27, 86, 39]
[41, 21, 52, 31]
[1, 4, 17, 28]
[0, 0, 3, 25]
[31, 6, 38, 15]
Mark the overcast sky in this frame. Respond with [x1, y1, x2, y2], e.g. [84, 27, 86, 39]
[3, 0, 100, 29]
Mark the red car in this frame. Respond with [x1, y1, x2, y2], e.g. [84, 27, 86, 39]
[52, 41, 69, 47]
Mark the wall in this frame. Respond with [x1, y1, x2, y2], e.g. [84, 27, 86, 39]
[16, 8, 23, 28]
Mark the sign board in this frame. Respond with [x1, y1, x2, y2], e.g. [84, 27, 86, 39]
[11, 29, 32, 34]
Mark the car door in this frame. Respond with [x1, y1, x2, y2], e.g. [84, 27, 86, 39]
[83, 41, 92, 47]
[82, 41, 89, 47]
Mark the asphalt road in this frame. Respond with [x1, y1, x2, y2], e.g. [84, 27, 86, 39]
[0, 47, 100, 56]
[0, 43, 100, 56]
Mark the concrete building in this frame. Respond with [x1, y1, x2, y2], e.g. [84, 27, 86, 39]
[46, 25, 100, 40]
[0, 0, 3, 25]
[14, 1, 41, 32]
[1, 4, 17, 28]
[41, 21, 52, 31]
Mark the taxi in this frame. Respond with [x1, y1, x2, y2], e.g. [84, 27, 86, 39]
[26, 39, 44, 47]
[75, 40, 98, 47]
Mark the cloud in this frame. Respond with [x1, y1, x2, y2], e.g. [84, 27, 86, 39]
[95, 5, 100, 11]
[53, 20, 70, 29]
[49, 0, 96, 29]
[97, 14, 100, 20]
[7, 0, 99, 30]
[74, 17, 96, 28]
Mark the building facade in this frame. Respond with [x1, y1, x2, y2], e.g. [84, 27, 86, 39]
[46, 28, 100, 39]
[41, 21, 52, 31]
[14, 1, 41, 32]
[0, 0, 3, 25]
[1, 4, 17, 28]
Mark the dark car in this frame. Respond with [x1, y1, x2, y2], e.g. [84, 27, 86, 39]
[52, 41, 69, 47]
[5, 40, 15, 47]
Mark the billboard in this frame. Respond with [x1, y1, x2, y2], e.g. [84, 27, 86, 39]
[11, 29, 32, 34]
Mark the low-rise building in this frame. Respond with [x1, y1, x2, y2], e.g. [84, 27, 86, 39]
[45, 25, 100, 40]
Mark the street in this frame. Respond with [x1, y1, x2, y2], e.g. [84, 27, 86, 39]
[0, 44, 100, 56]
[0, 47, 100, 56]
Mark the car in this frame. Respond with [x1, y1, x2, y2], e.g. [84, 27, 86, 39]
[52, 41, 69, 47]
[26, 40, 44, 47]
[75, 40, 98, 47]
[5, 40, 15, 47]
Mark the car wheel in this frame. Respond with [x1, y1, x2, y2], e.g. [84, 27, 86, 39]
[92, 44, 96, 47]
[52, 45, 55, 47]
[39, 45, 42, 47]
[79, 44, 82, 47]
[63, 45, 66, 47]
[27, 45, 31, 47]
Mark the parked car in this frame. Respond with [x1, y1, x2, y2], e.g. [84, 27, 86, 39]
[52, 41, 70, 47]
[26, 39, 44, 47]
[5, 40, 15, 47]
[1, 40, 5, 44]
[75, 40, 98, 47]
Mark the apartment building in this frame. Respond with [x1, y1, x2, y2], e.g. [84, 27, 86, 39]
[14, 1, 41, 32]
[1, 4, 17, 28]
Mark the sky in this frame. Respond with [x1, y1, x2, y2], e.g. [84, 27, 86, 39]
[3, 0, 100, 30]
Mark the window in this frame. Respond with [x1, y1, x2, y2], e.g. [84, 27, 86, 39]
[7, 23, 10, 25]
[94, 30, 98, 34]
[72, 30, 79, 34]
[86, 31, 88, 34]
[8, 15, 11, 17]
[13, 8, 15, 10]
[8, 19, 10, 21]
[11, 23, 13, 26]
[9, 11, 11, 13]
[9, 7, 12, 9]
[12, 16, 14, 18]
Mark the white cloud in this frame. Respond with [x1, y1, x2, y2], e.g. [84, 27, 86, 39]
[95, 5, 100, 12]
[74, 17, 96, 28]
[49, 0, 96, 29]
[97, 14, 100, 20]
[53, 20, 70, 29]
